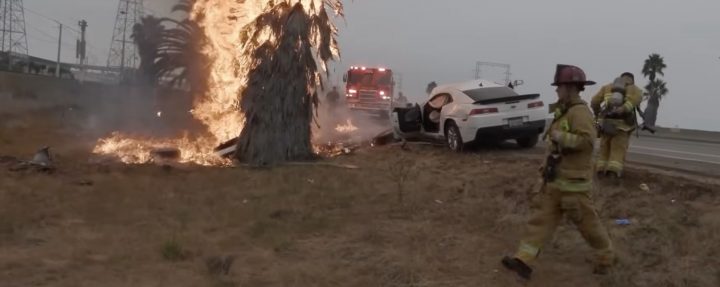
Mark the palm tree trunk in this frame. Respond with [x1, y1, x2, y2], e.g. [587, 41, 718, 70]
[643, 95, 660, 128]
[234, 6, 318, 166]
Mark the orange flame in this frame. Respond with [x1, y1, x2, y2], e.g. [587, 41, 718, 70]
[335, 119, 358, 133]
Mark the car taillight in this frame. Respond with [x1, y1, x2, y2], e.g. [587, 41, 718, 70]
[528, 101, 544, 109]
[469, 108, 499, 115]
[348, 89, 357, 94]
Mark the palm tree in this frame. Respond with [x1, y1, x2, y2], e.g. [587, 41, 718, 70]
[641, 53, 668, 129]
[642, 53, 667, 82]
[130, 0, 209, 93]
[155, 17, 209, 94]
[131, 16, 165, 85]
[234, 0, 343, 166]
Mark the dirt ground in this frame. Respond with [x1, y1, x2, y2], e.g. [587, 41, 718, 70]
[1, 107, 719, 287]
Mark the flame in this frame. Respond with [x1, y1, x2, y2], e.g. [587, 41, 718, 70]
[93, 0, 341, 165]
[93, 131, 226, 166]
[335, 119, 358, 133]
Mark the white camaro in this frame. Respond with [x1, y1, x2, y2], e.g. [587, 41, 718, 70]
[391, 79, 548, 152]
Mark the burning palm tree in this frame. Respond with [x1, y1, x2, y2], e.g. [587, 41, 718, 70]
[233, 1, 343, 166]
[94, 0, 344, 166]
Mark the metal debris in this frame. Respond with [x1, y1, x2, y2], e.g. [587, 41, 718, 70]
[30, 146, 53, 168]
[214, 137, 238, 158]
[8, 147, 55, 172]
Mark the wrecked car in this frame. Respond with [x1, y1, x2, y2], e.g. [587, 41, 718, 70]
[391, 79, 547, 152]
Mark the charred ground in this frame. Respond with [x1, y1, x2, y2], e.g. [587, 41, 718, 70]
[1, 107, 719, 287]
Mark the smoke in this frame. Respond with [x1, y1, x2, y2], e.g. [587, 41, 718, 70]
[0, 77, 200, 141]
[314, 87, 392, 145]
[81, 85, 204, 138]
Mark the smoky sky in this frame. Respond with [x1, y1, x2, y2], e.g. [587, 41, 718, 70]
[23, 0, 720, 131]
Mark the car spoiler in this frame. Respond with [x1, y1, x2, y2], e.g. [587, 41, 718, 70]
[474, 93, 540, 105]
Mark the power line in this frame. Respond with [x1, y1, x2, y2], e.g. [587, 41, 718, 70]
[23, 8, 105, 63]
[25, 23, 91, 64]
[27, 24, 56, 42]
[23, 6, 81, 34]
[26, 23, 78, 51]
[27, 34, 55, 45]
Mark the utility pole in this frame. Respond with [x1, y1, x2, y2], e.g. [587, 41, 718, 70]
[76, 20, 87, 82]
[120, 0, 129, 73]
[77, 20, 87, 65]
[55, 22, 61, 77]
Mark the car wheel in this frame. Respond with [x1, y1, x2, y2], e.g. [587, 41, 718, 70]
[445, 121, 464, 152]
[516, 135, 539, 148]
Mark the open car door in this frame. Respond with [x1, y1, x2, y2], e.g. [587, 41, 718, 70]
[391, 104, 422, 138]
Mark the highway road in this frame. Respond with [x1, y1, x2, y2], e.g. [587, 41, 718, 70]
[527, 130, 720, 176]
[362, 114, 719, 176]
[626, 135, 720, 176]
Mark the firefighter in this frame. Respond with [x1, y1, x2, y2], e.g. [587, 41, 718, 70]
[396, 92, 408, 108]
[591, 72, 642, 179]
[326, 86, 340, 109]
[325, 86, 341, 126]
[501, 65, 614, 280]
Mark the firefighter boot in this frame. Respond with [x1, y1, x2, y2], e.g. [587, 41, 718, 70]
[501, 256, 533, 280]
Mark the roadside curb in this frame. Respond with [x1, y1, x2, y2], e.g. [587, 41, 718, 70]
[625, 162, 720, 186]
[638, 133, 720, 145]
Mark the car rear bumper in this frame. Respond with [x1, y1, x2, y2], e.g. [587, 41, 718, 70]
[472, 119, 546, 141]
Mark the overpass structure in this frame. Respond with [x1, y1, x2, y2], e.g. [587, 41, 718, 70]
[1, 51, 129, 84]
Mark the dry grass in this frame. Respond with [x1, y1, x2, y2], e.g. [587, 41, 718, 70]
[0, 108, 719, 287]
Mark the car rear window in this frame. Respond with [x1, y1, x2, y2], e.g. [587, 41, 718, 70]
[461, 87, 518, 102]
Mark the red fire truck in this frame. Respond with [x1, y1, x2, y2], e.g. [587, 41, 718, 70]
[343, 66, 395, 116]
